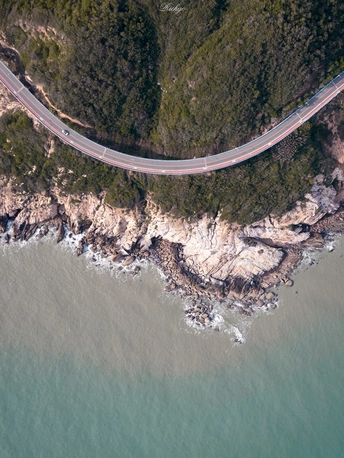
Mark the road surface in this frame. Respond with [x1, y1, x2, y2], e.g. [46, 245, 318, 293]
[1, 60, 344, 175]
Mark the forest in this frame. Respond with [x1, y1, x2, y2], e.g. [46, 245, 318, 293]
[1, 0, 344, 156]
[0, 110, 333, 225]
[0, 0, 342, 224]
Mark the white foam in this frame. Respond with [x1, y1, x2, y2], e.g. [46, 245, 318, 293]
[0, 224, 275, 345]
[1, 220, 320, 345]
[228, 325, 245, 344]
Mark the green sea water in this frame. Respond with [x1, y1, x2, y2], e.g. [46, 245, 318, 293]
[0, 237, 344, 457]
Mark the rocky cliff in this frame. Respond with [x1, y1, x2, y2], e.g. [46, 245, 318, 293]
[2, 64, 344, 330]
[1, 169, 343, 320]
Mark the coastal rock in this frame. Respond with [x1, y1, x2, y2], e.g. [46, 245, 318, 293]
[0, 214, 8, 233]
[76, 239, 84, 256]
[278, 176, 339, 227]
[112, 253, 124, 263]
[141, 202, 284, 284]
[122, 255, 135, 266]
[0, 171, 341, 308]
[56, 221, 65, 243]
[165, 283, 176, 292]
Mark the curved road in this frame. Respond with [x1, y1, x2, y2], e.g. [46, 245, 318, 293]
[1, 60, 344, 175]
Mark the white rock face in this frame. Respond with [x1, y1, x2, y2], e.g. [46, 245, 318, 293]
[52, 188, 143, 252]
[244, 176, 340, 246]
[278, 175, 339, 227]
[138, 175, 340, 282]
[141, 203, 284, 282]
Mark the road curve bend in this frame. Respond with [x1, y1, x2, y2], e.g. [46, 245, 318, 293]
[1, 61, 344, 175]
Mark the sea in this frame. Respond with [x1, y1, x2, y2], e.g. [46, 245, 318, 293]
[0, 231, 343, 458]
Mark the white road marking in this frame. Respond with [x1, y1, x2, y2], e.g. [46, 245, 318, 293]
[1, 61, 344, 175]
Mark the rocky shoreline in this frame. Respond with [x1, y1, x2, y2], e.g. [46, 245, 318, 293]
[1, 171, 344, 336]
[2, 34, 344, 338]
[2, 42, 344, 335]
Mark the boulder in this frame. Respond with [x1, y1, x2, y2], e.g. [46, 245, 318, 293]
[112, 253, 124, 263]
[0, 215, 8, 233]
[122, 255, 135, 266]
[76, 239, 84, 256]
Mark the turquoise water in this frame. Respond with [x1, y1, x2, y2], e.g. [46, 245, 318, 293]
[0, 239, 344, 457]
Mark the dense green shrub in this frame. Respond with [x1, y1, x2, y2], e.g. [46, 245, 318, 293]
[0, 1, 342, 225]
[0, 111, 144, 205]
[1, 0, 343, 157]
[1, 0, 160, 143]
[0, 111, 331, 225]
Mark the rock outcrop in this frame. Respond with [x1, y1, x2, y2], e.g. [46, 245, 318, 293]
[0, 172, 342, 311]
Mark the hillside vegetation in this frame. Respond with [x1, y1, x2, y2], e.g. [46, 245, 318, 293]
[0, 1, 342, 225]
[1, 0, 344, 157]
[154, 0, 344, 156]
[0, 110, 333, 225]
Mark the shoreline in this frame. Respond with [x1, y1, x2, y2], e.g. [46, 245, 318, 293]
[1, 39, 344, 340]
[0, 222, 276, 344]
[1, 195, 343, 342]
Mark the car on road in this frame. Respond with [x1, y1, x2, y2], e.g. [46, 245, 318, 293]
[62, 129, 69, 136]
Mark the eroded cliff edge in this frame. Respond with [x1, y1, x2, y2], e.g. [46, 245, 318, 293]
[1, 170, 343, 316]
[2, 59, 344, 328]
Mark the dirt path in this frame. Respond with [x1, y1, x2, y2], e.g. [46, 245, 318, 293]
[0, 38, 91, 129]
[34, 83, 92, 129]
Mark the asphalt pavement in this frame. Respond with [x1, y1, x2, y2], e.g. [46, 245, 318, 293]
[1, 60, 344, 175]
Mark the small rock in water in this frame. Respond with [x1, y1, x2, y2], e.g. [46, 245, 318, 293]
[112, 253, 124, 263]
[132, 266, 141, 276]
[285, 279, 294, 287]
[76, 239, 84, 256]
[165, 283, 176, 292]
[122, 255, 135, 266]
